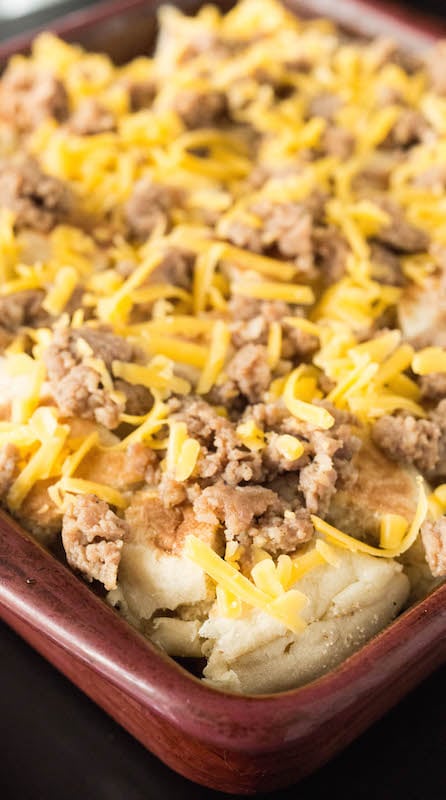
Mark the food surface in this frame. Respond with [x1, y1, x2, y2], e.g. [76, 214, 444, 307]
[0, 0, 446, 694]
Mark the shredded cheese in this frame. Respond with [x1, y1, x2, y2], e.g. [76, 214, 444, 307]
[221, 244, 296, 280]
[274, 434, 305, 461]
[266, 321, 282, 369]
[42, 266, 78, 315]
[412, 347, 446, 376]
[283, 369, 335, 429]
[112, 359, 190, 395]
[193, 243, 225, 313]
[61, 431, 100, 477]
[236, 419, 265, 451]
[283, 317, 321, 337]
[312, 476, 427, 558]
[166, 421, 200, 480]
[184, 534, 308, 633]
[197, 320, 230, 394]
[379, 513, 409, 550]
[216, 585, 243, 618]
[175, 436, 201, 481]
[433, 484, 446, 508]
[143, 332, 208, 368]
[131, 284, 192, 305]
[113, 397, 169, 450]
[232, 279, 314, 304]
[251, 557, 285, 597]
[0, 1, 440, 659]
[5, 355, 46, 425]
[97, 250, 165, 323]
[8, 424, 69, 510]
[57, 476, 127, 508]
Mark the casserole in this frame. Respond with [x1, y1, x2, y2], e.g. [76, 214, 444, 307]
[0, 1, 446, 788]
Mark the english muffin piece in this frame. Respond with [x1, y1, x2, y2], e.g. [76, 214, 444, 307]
[14, 478, 63, 547]
[200, 549, 409, 694]
[327, 440, 419, 540]
[108, 492, 219, 625]
[327, 440, 436, 599]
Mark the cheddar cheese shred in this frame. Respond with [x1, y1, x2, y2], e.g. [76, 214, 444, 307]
[0, 0, 445, 694]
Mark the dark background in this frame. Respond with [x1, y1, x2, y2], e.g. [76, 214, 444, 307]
[0, 1, 445, 798]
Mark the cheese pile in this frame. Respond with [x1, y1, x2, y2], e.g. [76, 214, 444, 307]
[1, 0, 445, 634]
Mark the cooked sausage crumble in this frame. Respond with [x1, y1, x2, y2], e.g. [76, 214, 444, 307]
[0, 0, 445, 692]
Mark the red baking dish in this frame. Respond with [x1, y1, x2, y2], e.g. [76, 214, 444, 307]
[1, 0, 446, 793]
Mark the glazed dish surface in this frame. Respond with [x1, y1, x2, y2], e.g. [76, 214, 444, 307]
[1, 0, 446, 696]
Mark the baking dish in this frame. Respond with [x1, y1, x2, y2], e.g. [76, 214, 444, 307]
[1, 0, 446, 793]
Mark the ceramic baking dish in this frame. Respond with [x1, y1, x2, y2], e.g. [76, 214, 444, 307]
[1, 0, 446, 793]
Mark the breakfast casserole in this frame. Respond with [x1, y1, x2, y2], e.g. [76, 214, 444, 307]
[1, 0, 446, 693]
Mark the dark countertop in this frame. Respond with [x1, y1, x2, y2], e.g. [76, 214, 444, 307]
[1, 618, 445, 800]
[0, 1, 446, 798]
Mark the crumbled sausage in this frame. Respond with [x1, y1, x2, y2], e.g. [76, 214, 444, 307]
[222, 218, 263, 252]
[307, 93, 342, 120]
[169, 397, 264, 485]
[44, 327, 145, 429]
[298, 430, 339, 515]
[169, 395, 360, 525]
[48, 362, 125, 430]
[173, 88, 227, 128]
[249, 505, 314, 554]
[244, 399, 307, 439]
[372, 414, 440, 473]
[158, 473, 187, 508]
[421, 517, 446, 577]
[0, 157, 72, 233]
[250, 69, 295, 100]
[420, 373, 446, 403]
[193, 481, 314, 555]
[63, 326, 137, 369]
[289, 406, 361, 516]
[370, 242, 405, 286]
[225, 343, 271, 403]
[429, 399, 446, 479]
[125, 177, 180, 238]
[353, 151, 405, 193]
[320, 126, 355, 159]
[383, 110, 429, 149]
[374, 199, 430, 253]
[62, 494, 129, 590]
[114, 379, 152, 416]
[250, 199, 315, 265]
[229, 295, 277, 325]
[313, 225, 349, 284]
[0, 443, 19, 497]
[127, 80, 157, 111]
[70, 99, 116, 135]
[224, 195, 327, 277]
[147, 247, 194, 289]
[0, 290, 46, 331]
[228, 297, 319, 364]
[285, 54, 313, 73]
[376, 85, 404, 107]
[0, 62, 68, 131]
[193, 482, 275, 538]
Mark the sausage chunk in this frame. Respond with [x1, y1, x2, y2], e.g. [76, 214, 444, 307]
[62, 494, 129, 590]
